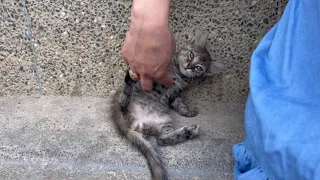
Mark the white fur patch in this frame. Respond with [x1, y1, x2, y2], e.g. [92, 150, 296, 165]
[130, 102, 171, 130]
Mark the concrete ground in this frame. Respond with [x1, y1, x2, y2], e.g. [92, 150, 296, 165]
[0, 96, 244, 180]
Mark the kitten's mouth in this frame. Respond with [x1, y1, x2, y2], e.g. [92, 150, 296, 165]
[181, 62, 196, 77]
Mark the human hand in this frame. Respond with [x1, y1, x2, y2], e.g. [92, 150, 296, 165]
[121, 0, 175, 91]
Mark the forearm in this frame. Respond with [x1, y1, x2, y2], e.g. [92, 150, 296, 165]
[130, 0, 171, 29]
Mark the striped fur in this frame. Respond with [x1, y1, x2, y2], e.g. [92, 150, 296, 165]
[109, 31, 226, 180]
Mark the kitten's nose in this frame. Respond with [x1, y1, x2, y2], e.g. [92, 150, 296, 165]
[187, 63, 195, 72]
[187, 63, 195, 69]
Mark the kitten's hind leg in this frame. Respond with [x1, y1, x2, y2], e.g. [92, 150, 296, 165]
[119, 70, 136, 108]
[157, 124, 200, 146]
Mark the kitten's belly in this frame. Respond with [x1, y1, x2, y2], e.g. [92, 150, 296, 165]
[130, 101, 171, 128]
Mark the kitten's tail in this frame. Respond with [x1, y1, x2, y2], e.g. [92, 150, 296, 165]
[112, 70, 168, 180]
[126, 130, 168, 180]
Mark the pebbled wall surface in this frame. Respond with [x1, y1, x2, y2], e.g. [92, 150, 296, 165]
[1, 0, 288, 103]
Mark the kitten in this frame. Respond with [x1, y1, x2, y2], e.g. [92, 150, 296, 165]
[110, 31, 225, 180]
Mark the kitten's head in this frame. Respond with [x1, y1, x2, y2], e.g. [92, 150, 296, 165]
[176, 31, 226, 78]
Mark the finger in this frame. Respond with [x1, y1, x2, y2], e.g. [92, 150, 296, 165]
[155, 73, 174, 88]
[140, 75, 154, 91]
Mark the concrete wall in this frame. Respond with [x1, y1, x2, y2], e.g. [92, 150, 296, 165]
[1, 0, 288, 103]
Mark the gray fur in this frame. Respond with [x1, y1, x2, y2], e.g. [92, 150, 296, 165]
[110, 31, 225, 180]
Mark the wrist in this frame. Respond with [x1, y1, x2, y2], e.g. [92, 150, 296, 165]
[130, 0, 171, 29]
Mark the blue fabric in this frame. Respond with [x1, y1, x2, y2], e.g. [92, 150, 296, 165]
[232, 0, 320, 179]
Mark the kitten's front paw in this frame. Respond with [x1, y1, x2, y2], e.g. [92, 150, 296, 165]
[158, 138, 173, 146]
[180, 107, 198, 117]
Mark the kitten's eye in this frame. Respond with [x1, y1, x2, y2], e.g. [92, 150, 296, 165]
[195, 66, 203, 72]
[189, 51, 194, 60]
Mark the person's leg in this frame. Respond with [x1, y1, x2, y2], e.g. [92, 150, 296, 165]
[233, 0, 320, 179]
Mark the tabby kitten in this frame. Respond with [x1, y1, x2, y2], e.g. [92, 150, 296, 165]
[110, 31, 225, 180]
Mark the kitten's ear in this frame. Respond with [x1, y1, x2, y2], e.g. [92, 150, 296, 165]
[190, 31, 209, 48]
[205, 61, 227, 76]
